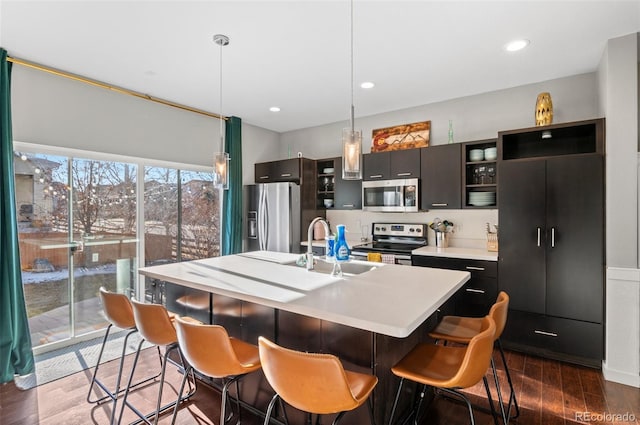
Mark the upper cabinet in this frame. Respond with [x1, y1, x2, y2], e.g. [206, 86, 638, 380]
[363, 150, 420, 181]
[462, 139, 498, 209]
[255, 158, 310, 183]
[420, 144, 462, 209]
[316, 157, 362, 210]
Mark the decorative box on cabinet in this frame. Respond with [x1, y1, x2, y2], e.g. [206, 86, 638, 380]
[497, 118, 605, 367]
[420, 144, 462, 209]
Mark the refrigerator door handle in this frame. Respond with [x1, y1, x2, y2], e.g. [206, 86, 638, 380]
[258, 187, 268, 251]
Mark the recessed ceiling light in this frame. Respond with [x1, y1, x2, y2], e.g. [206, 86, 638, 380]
[360, 81, 375, 89]
[269, 106, 281, 112]
[504, 39, 530, 52]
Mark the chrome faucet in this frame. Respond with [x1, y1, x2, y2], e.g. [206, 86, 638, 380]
[307, 217, 330, 271]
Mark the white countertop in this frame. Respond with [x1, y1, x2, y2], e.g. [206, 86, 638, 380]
[139, 251, 469, 338]
[411, 246, 498, 261]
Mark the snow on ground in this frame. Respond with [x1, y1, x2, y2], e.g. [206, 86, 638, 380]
[22, 263, 117, 284]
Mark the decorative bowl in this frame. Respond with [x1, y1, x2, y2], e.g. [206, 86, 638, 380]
[323, 199, 334, 208]
[469, 149, 484, 161]
[323, 168, 335, 174]
[484, 147, 497, 161]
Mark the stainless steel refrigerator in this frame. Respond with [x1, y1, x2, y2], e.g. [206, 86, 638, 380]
[244, 182, 302, 253]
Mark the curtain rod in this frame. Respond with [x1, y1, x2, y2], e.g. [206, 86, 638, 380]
[7, 55, 227, 121]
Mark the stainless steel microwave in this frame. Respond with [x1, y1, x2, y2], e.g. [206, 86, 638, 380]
[362, 178, 419, 212]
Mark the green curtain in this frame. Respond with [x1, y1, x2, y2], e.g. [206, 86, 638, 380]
[221, 116, 243, 255]
[0, 48, 34, 384]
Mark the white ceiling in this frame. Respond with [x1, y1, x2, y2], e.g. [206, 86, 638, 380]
[1, 1, 639, 133]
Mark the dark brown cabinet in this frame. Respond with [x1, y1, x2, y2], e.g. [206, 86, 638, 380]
[420, 144, 462, 209]
[497, 118, 605, 367]
[363, 150, 420, 181]
[462, 139, 497, 209]
[254, 158, 307, 183]
[317, 157, 361, 210]
[411, 255, 498, 318]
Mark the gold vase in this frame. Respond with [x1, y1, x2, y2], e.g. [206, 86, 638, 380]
[535, 92, 553, 126]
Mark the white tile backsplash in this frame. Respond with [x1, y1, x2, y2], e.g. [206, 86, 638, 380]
[326, 209, 498, 250]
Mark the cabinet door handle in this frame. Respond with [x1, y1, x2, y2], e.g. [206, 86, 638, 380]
[342, 204, 354, 208]
[280, 173, 292, 178]
[431, 203, 448, 207]
[369, 174, 383, 179]
[259, 175, 270, 180]
[537, 227, 541, 247]
[534, 330, 558, 337]
[465, 288, 485, 294]
[465, 266, 485, 271]
[551, 227, 555, 248]
[396, 172, 411, 177]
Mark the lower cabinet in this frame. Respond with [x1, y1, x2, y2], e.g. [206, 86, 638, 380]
[411, 256, 498, 318]
[501, 310, 603, 367]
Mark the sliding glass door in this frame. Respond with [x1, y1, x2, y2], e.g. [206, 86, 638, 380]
[15, 150, 138, 350]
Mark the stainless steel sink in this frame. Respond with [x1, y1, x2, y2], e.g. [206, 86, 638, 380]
[286, 258, 380, 276]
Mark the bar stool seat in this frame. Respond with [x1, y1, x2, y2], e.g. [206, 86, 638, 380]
[118, 299, 197, 425]
[429, 291, 519, 422]
[170, 317, 262, 425]
[389, 316, 499, 425]
[86, 288, 161, 412]
[258, 336, 378, 425]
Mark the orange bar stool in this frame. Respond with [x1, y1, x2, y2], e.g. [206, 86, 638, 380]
[86, 288, 161, 410]
[388, 316, 499, 425]
[117, 299, 196, 425]
[429, 291, 519, 422]
[258, 336, 378, 425]
[169, 316, 262, 425]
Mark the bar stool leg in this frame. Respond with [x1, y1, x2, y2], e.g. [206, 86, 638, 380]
[497, 339, 520, 419]
[387, 377, 404, 425]
[264, 393, 280, 425]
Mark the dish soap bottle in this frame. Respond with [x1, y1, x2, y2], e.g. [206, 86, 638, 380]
[334, 224, 350, 263]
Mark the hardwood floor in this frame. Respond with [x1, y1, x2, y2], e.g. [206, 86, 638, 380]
[1, 347, 638, 425]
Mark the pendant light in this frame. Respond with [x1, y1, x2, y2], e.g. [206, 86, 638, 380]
[342, 0, 363, 180]
[213, 34, 230, 190]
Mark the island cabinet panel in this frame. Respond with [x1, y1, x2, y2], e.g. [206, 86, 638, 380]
[420, 144, 462, 209]
[412, 255, 497, 317]
[497, 119, 604, 367]
[165, 283, 212, 324]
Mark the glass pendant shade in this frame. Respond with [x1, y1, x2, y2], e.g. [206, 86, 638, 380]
[342, 128, 362, 180]
[213, 151, 229, 190]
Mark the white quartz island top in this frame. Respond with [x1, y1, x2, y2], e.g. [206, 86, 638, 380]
[138, 251, 470, 338]
[412, 246, 498, 261]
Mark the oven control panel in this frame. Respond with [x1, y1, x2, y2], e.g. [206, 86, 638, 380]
[372, 223, 425, 237]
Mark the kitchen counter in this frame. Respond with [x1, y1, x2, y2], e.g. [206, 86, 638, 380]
[412, 245, 498, 261]
[139, 250, 469, 338]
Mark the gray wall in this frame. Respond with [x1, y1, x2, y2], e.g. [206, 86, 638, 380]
[598, 33, 639, 268]
[280, 73, 599, 160]
[10, 65, 280, 182]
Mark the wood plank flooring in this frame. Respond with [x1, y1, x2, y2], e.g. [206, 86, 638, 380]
[1, 347, 638, 425]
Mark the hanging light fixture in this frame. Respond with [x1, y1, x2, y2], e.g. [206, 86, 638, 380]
[342, 0, 362, 180]
[213, 34, 230, 190]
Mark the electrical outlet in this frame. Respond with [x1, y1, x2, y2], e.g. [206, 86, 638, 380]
[92, 253, 99, 262]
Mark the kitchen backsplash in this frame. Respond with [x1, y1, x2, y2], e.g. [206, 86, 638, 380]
[326, 209, 498, 250]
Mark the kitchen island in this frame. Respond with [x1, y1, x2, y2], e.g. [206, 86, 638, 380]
[139, 251, 470, 424]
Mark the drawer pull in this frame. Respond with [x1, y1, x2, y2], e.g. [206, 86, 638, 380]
[396, 172, 412, 177]
[431, 203, 448, 207]
[465, 266, 485, 271]
[534, 330, 558, 337]
[280, 173, 292, 177]
[259, 176, 270, 180]
[369, 174, 383, 179]
[342, 204, 354, 208]
[465, 288, 485, 294]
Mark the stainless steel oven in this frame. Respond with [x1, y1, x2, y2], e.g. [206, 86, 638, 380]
[362, 178, 419, 212]
[351, 223, 427, 265]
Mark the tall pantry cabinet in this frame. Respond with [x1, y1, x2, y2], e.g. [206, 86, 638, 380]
[497, 118, 605, 367]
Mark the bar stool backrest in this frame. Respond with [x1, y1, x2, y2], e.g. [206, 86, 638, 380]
[490, 291, 509, 341]
[130, 299, 177, 346]
[99, 287, 135, 329]
[447, 316, 496, 389]
[258, 336, 360, 414]
[174, 316, 256, 378]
